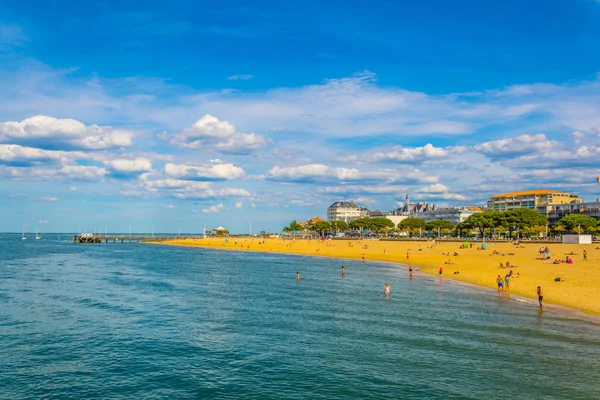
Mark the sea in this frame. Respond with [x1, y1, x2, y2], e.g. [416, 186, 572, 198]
[1, 236, 599, 399]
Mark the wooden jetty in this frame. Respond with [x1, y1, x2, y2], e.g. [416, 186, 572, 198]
[73, 234, 201, 244]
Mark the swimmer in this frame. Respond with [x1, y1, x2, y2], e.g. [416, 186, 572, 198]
[296, 272, 300, 281]
[537, 286, 543, 308]
[383, 283, 391, 296]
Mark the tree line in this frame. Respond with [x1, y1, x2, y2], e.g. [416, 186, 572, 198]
[283, 210, 599, 238]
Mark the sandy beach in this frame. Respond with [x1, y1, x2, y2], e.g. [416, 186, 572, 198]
[153, 237, 600, 316]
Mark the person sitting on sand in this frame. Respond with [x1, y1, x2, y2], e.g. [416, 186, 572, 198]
[499, 262, 505, 268]
[567, 257, 573, 264]
[506, 262, 511, 268]
[453, 251, 459, 256]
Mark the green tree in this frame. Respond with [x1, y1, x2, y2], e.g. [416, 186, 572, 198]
[370, 218, 395, 234]
[556, 214, 598, 233]
[398, 218, 426, 237]
[310, 220, 331, 236]
[425, 220, 455, 236]
[349, 217, 375, 232]
[329, 220, 349, 233]
[502, 208, 548, 238]
[461, 211, 498, 237]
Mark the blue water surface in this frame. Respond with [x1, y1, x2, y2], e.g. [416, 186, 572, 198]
[1, 236, 599, 399]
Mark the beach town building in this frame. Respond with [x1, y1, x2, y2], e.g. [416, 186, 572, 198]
[327, 201, 363, 222]
[414, 206, 482, 225]
[299, 217, 324, 230]
[546, 200, 600, 225]
[391, 202, 436, 216]
[487, 190, 582, 215]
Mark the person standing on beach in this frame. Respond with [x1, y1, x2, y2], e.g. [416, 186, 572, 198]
[341, 266, 345, 277]
[504, 275, 510, 292]
[362, 253, 365, 263]
[496, 275, 504, 293]
[537, 286, 543, 308]
[296, 272, 301, 281]
[406, 252, 410, 260]
[409, 265, 413, 276]
[439, 266, 443, 276]
[583, 250, 587, 262]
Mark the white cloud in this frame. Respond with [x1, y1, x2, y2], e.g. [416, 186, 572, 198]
[0, 116, 137, 150]
[267, 164, 437, 184]
[501, 103, 541, 117]
[38, 220, 48, 224]
[202, 203, 224, 213]
[164, 162, 245, 180]
[227, 74, 253, 81]
[370, 144, 450, 163]
[56, 165, 108, 180]
[40, 196, 58, 201]
[69, 186, 77, 191]
[235, 201, 243, 208]
[0, 144, 84, 166]
[250, 202, 256, 208]
[167, 204, 174, 208]
[473, 134, 560, 160]
[126, 173, 251, 200]
[171, 114, 270, 154]
[103, 157, 153, 174]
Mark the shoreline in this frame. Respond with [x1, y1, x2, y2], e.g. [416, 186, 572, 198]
[148, 238, 600, 318]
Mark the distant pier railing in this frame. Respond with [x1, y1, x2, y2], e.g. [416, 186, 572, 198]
[73, 235, 203, 244]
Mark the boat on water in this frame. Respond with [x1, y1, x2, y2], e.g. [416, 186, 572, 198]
[21, 225, 26, 241]
[35, 226, 42, 240]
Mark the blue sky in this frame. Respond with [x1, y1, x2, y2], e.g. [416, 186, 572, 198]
[1, 0, 600, 233]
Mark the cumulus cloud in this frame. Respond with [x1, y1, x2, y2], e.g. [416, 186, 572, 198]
[370, 144, 451, 163]
[0, 144, 87, 166]
[164, 162, 245, 180]
[103, 157, 153, 176]
[267, 164, 437, 184]
[0, 116, 137, 150]
[473, 134, 560, 160]
[125, 173, 251, 200]
[171, 114, 270, 154]
[235, 201, 243, 208]
[202, 203, 224, 213]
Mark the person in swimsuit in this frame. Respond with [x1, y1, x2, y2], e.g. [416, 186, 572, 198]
[341, 266, 345, 277]
[383, 283, 390, 296]
[409, 265, 413, 275]
[439, 266, 443, 276]
[504, 275, 510, 292]
[362, 253, 365, 263]
[537, 286, 543, 308]
[583, 250, 587, 262]
[296, 272, 300, 281]
[496, 275, 504, 293]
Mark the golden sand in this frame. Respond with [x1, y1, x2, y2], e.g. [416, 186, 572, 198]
[154, 237, 600, 316]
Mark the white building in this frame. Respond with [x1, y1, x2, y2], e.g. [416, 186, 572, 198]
[327, 201, 363, 222]
[414, 207, 482, 225]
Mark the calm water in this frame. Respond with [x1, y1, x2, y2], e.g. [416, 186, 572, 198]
[1, 237, 599, 399]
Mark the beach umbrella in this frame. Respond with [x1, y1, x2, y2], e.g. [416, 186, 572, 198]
[463, 241, 469, 246]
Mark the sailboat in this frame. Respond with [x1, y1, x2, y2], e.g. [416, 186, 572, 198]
[21, 225, 27, 241]
[35, 226, 42, 240]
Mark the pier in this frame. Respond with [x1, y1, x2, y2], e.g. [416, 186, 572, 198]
[73, 234, 201, 244]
